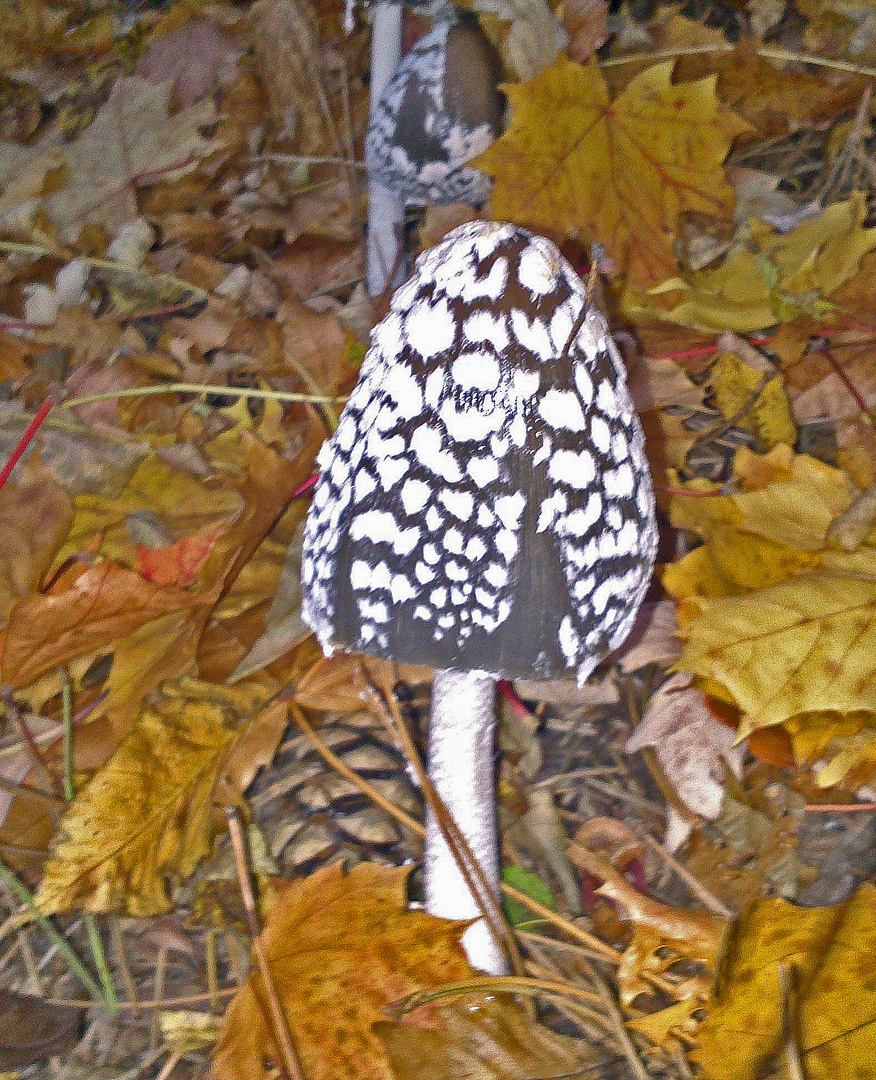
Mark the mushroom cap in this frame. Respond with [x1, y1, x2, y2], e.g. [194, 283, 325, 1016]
[302, 221, 657, 683]
[365, 19, 504, 206]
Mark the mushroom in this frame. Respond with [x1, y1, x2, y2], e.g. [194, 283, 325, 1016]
[364, 6, 504, 295]
[366, 12, 504, 208]
[301, 221, 658, 973]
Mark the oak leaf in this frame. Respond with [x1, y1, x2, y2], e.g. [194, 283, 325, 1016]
[35, 698, 234, 916]
[475, 58, 746, 294]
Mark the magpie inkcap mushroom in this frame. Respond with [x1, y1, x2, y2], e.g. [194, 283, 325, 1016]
[301, 221, 658, 972]
[365, 14, 504, 207]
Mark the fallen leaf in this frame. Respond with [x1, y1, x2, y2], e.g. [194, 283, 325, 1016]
[476, 58, 746, 294]
[677, 571, 876, 734]
[642, 195, 876, 331]
[375, 993, 590, 1079]
[1, 562, 206, 690]
[44, 76, 216, 240]
[36, 697, 234, 916]
[710, 349, 796, 449]
[0, 460, 72, 625]
[562, 0, 609, 61]
[213, 863, 474, 1080]
[627, 673, 745, 850]
[694, 885, 876, 1080]
[468, 0, 569, 81]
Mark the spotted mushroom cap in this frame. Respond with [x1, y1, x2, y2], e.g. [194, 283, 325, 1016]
[365, 18, 504, 206]
[301, 221, 657, 683]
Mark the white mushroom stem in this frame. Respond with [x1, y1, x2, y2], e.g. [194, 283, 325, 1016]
[424, 668, 508, 974]
[366, 2, 405, 297]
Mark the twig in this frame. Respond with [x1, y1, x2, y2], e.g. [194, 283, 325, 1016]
[641, 834, 734, 919]
[61, 673, 118, 1015]
[64, 384, 347, 409]
[155, 1052, 183, 1080]
[585, 963, 652, 1080]
[0, 858, 103, 1001]
[44, 986, 237, 1009]
[600, 43, 876, 78]
[290, 701, 622, 963]
[225, 807, 306, 1080]
[2, 696, 63, 798]
[805, 802, 876, 812]
[0, 396, 54, 493]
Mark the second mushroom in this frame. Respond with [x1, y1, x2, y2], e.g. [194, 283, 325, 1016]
[302, 221, 657, 974]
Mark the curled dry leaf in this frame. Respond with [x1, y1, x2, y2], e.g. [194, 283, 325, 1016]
[627, 673, 745, 850]
[568, 828, 727, 1004]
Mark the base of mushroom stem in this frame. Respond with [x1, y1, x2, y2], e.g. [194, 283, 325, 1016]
[424, 668, 508, 975]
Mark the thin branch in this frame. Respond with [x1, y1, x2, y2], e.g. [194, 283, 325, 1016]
[225, 807, 306, 1080]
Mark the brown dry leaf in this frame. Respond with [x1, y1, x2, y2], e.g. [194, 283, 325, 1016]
[247, 0, 344, 152]
[618, 600, 683, 672]
[1, 562, 206, 690]
[43, 76, 216, 240]
[36, 697, 234, 916]
[694, 884, 876, 1080]
[0, 460, 72, 626]
[213, 863, 474, 1080]
[568, 833, 727, 1004]
[136, 18, 244, 107]
[282, 633, 431, 713]
[278, 296, 352, 395]
[660, 18, 869, 138]
[214, 699, 289, 804]
[562, 0, 609, 61]
[0, 141, 64, 221]
[375, 994, 590, 1079]
[476, 58, 746, 295]
[627, 674, 745, 850]
[465, 0, 569, 81]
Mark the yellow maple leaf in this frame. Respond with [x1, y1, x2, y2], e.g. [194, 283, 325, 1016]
[677, 572, 876, 733]
[663, 447, 850, 609]
[473, 58, 746, 294]
[710, 351, 796, 449]
[36, 698, 233, 916]
[694, 885, 876, 1080]
[642, 194, 876, 331]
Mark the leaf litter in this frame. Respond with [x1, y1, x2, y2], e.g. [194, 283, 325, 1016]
[0, 0, 876, 1078]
